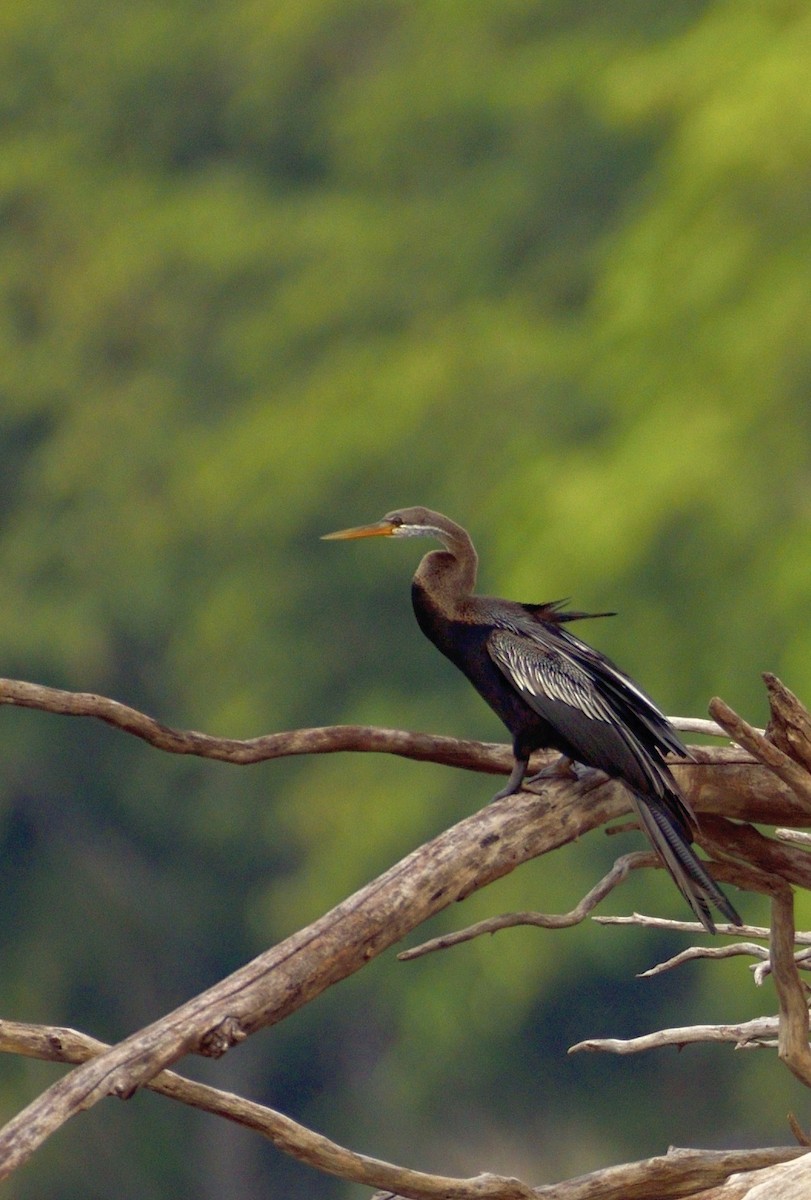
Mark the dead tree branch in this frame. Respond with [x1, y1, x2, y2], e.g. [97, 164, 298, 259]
[399, 852, 655, 960]
[0, 1020, 804, 1200]
[0, 677, 806, 826]
[0, 676, 519, 777]
[0, 1020, 536, 1200]
[637, 942, 771, 978]
[569, 1016, 783, 1056]
[709, 696, 811, 813]
[0, 674, 811, 1195]
[764, 674, 811, 774]
[593, 914, 777, 937]
[0, 764, 643, 1180]
[530, 1147, 806, 1200]
[770, 889, 811, 1087]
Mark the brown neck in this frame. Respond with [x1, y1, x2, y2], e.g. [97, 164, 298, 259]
[413, 534, 478, 617]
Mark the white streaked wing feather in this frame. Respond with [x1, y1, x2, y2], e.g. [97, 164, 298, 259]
[489, 631, 612, 723]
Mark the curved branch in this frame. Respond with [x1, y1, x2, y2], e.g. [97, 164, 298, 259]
[399, 852, 655, 960]
[569, 1016, 782, 1056]
[1, 677, 808, 827]
[0, 1021, 802, 1200]
[0, 1020, 535, 1200]
[637, 943, 771, 979]
[0, 676, 516, 775]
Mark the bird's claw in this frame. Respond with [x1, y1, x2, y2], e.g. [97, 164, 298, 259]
[525, 755, 582, 785]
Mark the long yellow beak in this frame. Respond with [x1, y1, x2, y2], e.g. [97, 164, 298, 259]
[321, 519, 397, 541]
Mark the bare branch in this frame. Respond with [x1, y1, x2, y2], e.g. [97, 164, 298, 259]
[0, 676, 520, 777]
[682, 745, 811, 827]
[0, 1020, 535, 1200]
[376, 1148, 811, 1200]
[668, 717, 740, 738]
[531, 1147, 806, 1200]
[579, 890, 811, 1086]
[770, 889, 811, 1088]
[709, 697, 811, 813]
[638, 943, 771, 979]
[764, 674, 811, 775]
[592, 914, 777, 939]
[696, 1153, 811, 1200]
[569, 1016, 782, 1056]
[708, 818, 811, 892]
[399, 853, 654, 960]
[752, 948, 811, 986]
[0, 770, 641, 1179]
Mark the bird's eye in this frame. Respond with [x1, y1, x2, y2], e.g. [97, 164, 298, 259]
[388, 515, 403, 528]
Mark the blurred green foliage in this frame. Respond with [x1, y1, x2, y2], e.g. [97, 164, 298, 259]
[1, 0, 811, 1195]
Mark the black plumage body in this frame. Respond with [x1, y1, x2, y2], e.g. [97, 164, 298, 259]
[324, 507, 740, 932]
[412, 578, 606, 768]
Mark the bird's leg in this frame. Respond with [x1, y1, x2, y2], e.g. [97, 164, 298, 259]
[490, 755, 529, 801]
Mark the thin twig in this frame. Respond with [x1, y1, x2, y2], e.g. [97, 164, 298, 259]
[638, 943, 771, 978]
[592, 914, 777, 939]
[569, 1016, 783, 1056]
[399, 853, 654, 960]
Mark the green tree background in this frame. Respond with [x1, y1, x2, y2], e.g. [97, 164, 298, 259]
[1, 0, 810, 1195]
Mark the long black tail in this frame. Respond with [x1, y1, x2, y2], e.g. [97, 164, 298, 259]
[632, 793, 741, 933]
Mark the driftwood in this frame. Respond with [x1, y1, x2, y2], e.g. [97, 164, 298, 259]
[0, 672, 810, 1197]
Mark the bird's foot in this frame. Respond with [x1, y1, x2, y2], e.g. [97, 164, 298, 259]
[490, 755, 589, 801]
[524, 756, 583, 789]
[490, 757, 530, 801]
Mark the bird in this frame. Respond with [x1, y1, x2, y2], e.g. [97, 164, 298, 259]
[323, 506, 740, 933]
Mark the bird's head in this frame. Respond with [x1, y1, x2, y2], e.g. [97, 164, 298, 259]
[322, 507, 454, 544]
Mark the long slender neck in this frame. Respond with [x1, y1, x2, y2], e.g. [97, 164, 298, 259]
[412, 522, 478, 616]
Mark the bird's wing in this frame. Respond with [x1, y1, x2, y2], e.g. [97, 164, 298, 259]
[556, 627, 688, 761]
[486, 623, 688, 800]
[487, 624, 738, 932]
[488, 627, 615, 724]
